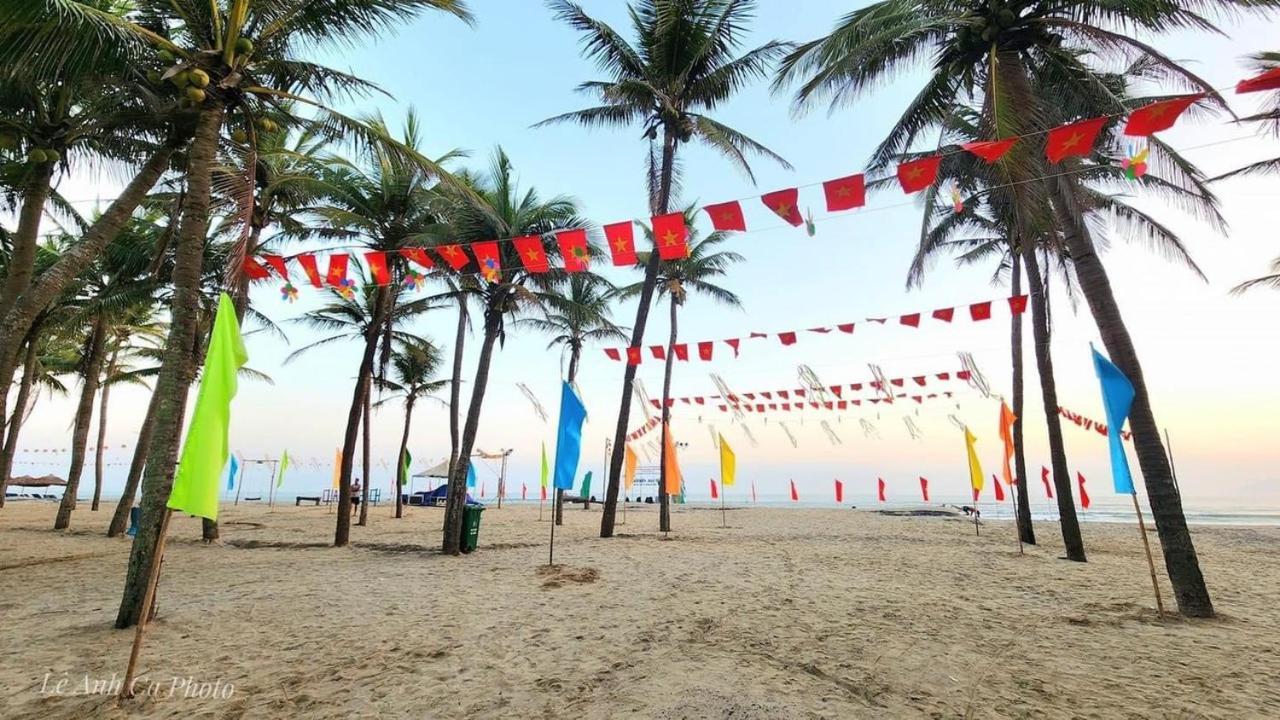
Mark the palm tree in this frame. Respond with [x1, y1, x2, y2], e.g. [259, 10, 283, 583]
[1219, 52, 1280, 292]
[375, 340, 447, 519]
[91, 312, 165, 511]
[770, 0, 1275, 618]
[519, 272, 627, 524]
[438, 147, 582, 554]
[543, 0, 791, 538]
[622, 213, 742, 532]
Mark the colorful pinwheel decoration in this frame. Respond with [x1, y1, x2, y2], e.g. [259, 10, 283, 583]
[481, 257, 500, 282]
[337, 277, 357, 300]
[403, 270, 426, 290]
[1121, 144, 1149, 179]
[949, 181, 964, 214]
[280, 281, 299, 303]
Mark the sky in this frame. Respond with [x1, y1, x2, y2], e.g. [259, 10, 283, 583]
[13, 1, 1280, 509]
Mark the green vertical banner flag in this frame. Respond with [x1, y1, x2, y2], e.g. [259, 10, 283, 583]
[540, 442, 549, 489]
[276, 450, 290, 488]
[167, 293, 248, 521]
[401, 448, 412, 484]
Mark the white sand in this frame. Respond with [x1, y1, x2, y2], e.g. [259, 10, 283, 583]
[2, 500, 1278, 718]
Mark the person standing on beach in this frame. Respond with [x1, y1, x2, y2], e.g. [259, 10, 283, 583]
[351, 478, 362, 515]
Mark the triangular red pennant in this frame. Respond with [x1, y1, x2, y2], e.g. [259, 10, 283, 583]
[761, 188, 803, 226]
[725, 338, 740, 357]
[243, 257, 271, 281]
[962, 138, 1017, 163]
[1237, 67, 1280, 94]
[262, 254, 289, 279]
[837, 323, 855, 334]
[604, 348, 621, 361]
[704, 201, 746, 232]
[401, 247, 435, 270]
[1077, 472, 1090, 509]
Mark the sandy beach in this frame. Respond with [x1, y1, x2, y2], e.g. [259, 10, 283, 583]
[1, 501, 1278, 719]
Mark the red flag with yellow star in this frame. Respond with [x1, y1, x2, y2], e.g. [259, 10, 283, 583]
[651, 212, 689, 260]
[325, 254, 349, 287]
[262, 255, 289, 279]
[604, 221, 637, 266]
[243, 257, 271, 280]
[1124, 95, 1201, 136]
[364, 251, 390, 285]
[512, 235, 549, 273]
[297, 254, 322, 287]
[556, 229, 590, 271]
[896, 156, 941, 194]
[822, 174, 865, 211]
[703, 201, 746, 231]
[435, 244, 469, 271]
[401, 248, 434, 270]
[761, 188, 802, 226]
[471, 241, 502, 282]
[1045, 117, 1107, 163]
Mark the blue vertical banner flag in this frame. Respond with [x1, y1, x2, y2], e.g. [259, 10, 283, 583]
[1091, 347, 1136, 494]
[467, 461, 477, 488]
[553, 381, 587, 490]
[226, 455, 239, 491]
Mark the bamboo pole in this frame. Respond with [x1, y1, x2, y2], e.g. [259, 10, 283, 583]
[719, 481, 726, 528]
[547, 489, 557, 566]
[232, 461, 245, 506]
[119, 507, 173, 700]
[1131, 492, 1165, 616]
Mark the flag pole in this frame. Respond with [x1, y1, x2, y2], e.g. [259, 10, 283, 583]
[547, 493, 557, 566]
[233, 461, 245, 506]
[720, 481, 726, 528]
[119, 507, 173, 700]
[1131, 491, 1165, 615]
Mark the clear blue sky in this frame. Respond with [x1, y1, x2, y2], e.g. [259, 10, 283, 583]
[20, 1, 1280, 508]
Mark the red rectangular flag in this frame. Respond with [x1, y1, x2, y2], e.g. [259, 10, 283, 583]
[704, 201, 746, 231]
[969, 301, 993, 321]
[1124, 95, 1201, 136]
[1045, 117, 1107, 163]
[262, 254, 289, 279]
[512, 235, 549, 273]
[243, 257, 271, 280]
[823, 174, 866, 211]
[710, 479, 719, 500]
[401, 248, 434, 270]
[436, 244, 470, 271]
[1008, 295, 1028, 314]
[625, 347, 642, 365]
[878, 478, 886, 502]
[650, 345, 665, 360]
[471, 241, 502, 282]
[698, 341, 713, 361]
[556, 229, 590, 271]
[834, 479, 843, 503]
[897, 156, 941, 194]
[652, 212, 689, 260]
[364, 251, 390, 285]
[326, 254, 349, 287]
[673, 344, 688, 361]
[790, 479, 799, 502]
[297, 254, 323, 287]
[899, 313, 920, 328]
[919, 476, 930, 502]
[761, 188, 803, 226]
[604, 348, 621, 361]
[604, 221, 637, 266]
[962, 138, 1017, 163]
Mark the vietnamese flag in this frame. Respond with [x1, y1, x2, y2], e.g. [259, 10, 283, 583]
[605, 221, 637, 266]
[262, 254, 289, 279]
[471, 241, 502, 282]
[1041, 466, 1054, 498]
[603, 348, 621, 361]
[243, 257, 271, 281]
[625, 347, 642, 365]
[932, 307, 955, 323]
[919, 476, 930, 502]
[512, 235, 549, 273]
[364, 251, 391, 285]
[877, 478, 886, 502]
[325, 254, 349, 287]
[962, 138, 1017, 163]
[823, 174, 866, 211]
[556, 228, 591, 271]
[834, 479, 844, 503]
[698, 341, 713, 361]
[652, 212, 689, 260]
[1077, 472, 1091, 509]
[1045, 117, 1107, 163]
[778, 331, 797, 346]
[992, 474, 1005, 502]
[761, 188, 803, 227]
[1124, 95, 1201, 136]
[896, 156, 941, 194]
[899, 313, 921, 328]
[435, 244, 470, 271]
[790, 479, 799, 502]
[650, 345, 666, 360]
[296, 254, 322, 287]
[401, 247, 435, 270]
[704, 200, 746, 231]
[1236, 67, 1280, 94]
[710, 478, 719, 500]
[969, 301, 993, 321]
[673, 344, 688, 361]
[1008, 295, 1029, 315]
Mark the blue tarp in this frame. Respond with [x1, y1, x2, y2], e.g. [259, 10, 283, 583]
[411, 484, 481, 506]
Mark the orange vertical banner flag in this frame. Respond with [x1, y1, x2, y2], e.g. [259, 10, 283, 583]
[662, 423, 683, 495]
[999, 401, 1017, 486]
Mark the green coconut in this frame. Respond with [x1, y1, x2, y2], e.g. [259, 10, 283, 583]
[146, 70, 162, 85]
[171, 70, 190, 88]
[44, 149, 60, 163]
[28, 148, 47, 163]
[235, 37, 254, 55]
[188, 69, 210, 88]
[186, 87, 206, 104]
[158, 49, 174, 63]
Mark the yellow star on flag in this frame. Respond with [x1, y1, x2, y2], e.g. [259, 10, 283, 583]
[662, 230, 680, 247]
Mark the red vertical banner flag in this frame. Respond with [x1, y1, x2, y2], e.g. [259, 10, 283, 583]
[556, 228, 590, 271]
[896, 156, 942, 194]
[1077, 472, 1091, 509]
[471, 241, 502, 282]
[1124, 95, 1201, 136]
[364, 251, 391, 285]
[919, 476, 930, 502]
[761, 188, 803, 226]
[1041, 466, 1054, 498]
[325, 254, 349, 287]
[710, 478, 719, 500]
[401, 247, 434, 270]
[789, 479, 799, 502]
[604, 221, 637, 266]
[436, 244, 470, 271]
[704, 200, 746, 231]
[297, 254, 323, 287]
[823, 174, 866, 211]
[992, 474, 1006, 502]
[834, 479, 844, 503]
[877, 478, 886, 502]
[652, 212, 689, 260]
[1045, 117, 1107, 163]
[512, 235, 549, 273]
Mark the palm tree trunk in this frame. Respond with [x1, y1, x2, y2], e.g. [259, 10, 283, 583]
[1009, 249, 1034, 545]
[0, 161, 55, 322]
[54, 314, 108, 530]
[0, 141, 184, 410]
[116, 102, 224, 629]
[601, 131, 678, 538]
[358, 385, 371, 526]
[657, 296, 678, 533]
[442, 308, 500, 554]
[1021, 244, 1085, 561]
[1054, 181, 1212, 616]
[335, 292, 387, 547]
[447, 296, 467, 480]
[91, 349, 119, 511]
[396, 399, 414, 520]
[108, 389, 159, 538]
[0, 334, 40, 508]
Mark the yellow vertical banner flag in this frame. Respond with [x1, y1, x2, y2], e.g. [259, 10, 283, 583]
[719, 434, 736, 487]
[965, 426, 984, 495]
[624, 444, 637, 491]
[332, 447, 342, 489]
[166, 294, 248, 521]
[998, 402, 1017, 486]
[662, 423, 682, 495]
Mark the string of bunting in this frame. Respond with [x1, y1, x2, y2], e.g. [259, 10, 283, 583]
[652, 368, 971, 407]
[606, 296, 1026, 364]
[232, 73, 1280, 299]
[1058, 405, 1133, 442]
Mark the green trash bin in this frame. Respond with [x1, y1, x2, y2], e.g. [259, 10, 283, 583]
[460, 505, 485, 553]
